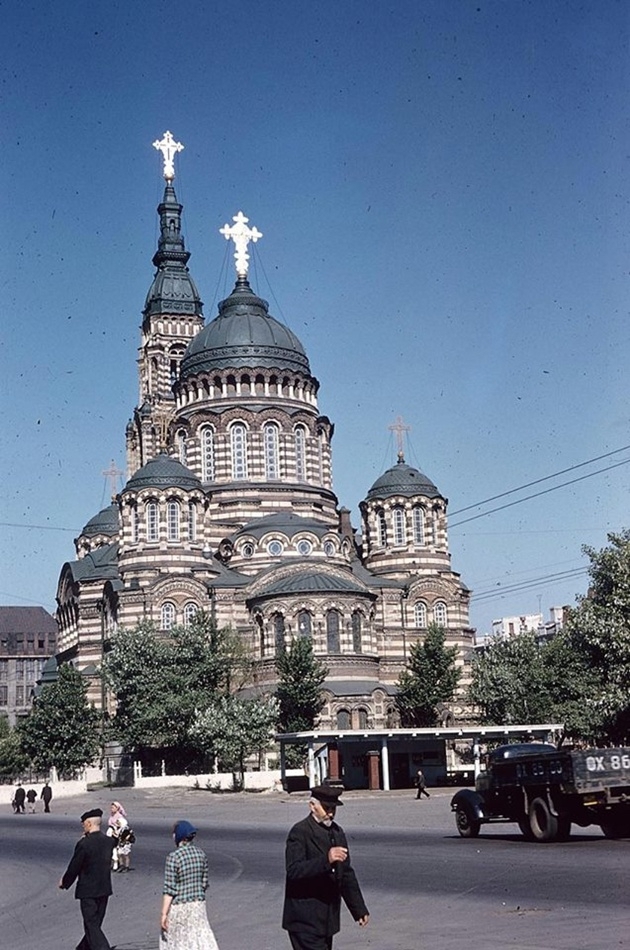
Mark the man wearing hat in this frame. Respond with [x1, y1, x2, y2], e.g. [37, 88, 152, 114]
[59, 807, 117, 949]
[282, 784, 369, 950]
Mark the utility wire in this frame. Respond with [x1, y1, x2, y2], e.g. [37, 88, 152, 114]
[450, 444, 630, 516]
[472, 567, 588, 604]
[449, 457, 630, 528]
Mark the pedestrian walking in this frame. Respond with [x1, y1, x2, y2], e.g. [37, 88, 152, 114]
[159, 819, 220, 949]
[26, 787, 37, 813]
[13, 784, 25, 813]
[415, 769, 430, 799]
[59, 806, 116, 950]
[282, 784, 369, 950]
[41, 780, 53, 812]
[107, 801, 134, 872]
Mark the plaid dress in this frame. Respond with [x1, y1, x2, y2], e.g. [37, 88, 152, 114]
[161, 842, 220, 950]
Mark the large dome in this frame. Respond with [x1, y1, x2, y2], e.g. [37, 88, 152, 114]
[366, 458, 441, 500]
[179, 277, 310, 379]
[123, 454, 202, 492]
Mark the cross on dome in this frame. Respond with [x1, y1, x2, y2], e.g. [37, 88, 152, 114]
[220, 211, 263, 279]
[388, 415, 411, 461]
[153, 131, 184, 181]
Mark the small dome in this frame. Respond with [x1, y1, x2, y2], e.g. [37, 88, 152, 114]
[366, 459, 441, 501]
[123, 454, 202, 492]
[180, 278, 310, 379]
[80, 503, 120, 538]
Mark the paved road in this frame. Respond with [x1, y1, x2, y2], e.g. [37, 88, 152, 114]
[1, 786, 627, 950]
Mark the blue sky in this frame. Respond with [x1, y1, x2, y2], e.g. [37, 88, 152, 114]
[1, 0, 629, 636]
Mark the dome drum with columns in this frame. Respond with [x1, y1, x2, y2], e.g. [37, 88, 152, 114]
[55, 134, 473, 726]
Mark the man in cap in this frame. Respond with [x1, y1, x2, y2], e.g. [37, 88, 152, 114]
[282, 784, 369, 950]
[59, 807, 117, 950]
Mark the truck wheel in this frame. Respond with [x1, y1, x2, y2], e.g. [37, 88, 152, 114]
[455, 805, 480, 838]
[518, 817, 535, 840]
[528, 797, 559, 842]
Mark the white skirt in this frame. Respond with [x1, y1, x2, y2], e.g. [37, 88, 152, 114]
[160, 900, 220, 950]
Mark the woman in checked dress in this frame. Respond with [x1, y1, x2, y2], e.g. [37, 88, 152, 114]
[160, 820, 220, 950]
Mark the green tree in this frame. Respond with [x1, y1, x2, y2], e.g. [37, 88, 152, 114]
[395, 624, 461, 726]
[275, 635, 328, 767]
[190, 695, 279, 785]
[103, 613, 253, 762]
[0, 717, 28, 780]
[468, 632, 552, 725]
[19, 664, 101, 777]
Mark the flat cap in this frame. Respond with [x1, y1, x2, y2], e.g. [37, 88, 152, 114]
[80, 808, 103, 822]
[311, 784, 344, 806]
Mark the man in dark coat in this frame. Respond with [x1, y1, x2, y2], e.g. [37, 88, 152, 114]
[41, 780, 53, 812]
[13, 785, 26, 813]
[59, 807, 116, 950]
[282, 784, 369, 950]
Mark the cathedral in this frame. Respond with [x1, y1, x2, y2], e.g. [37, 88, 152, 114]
[55, 132, 474, 729]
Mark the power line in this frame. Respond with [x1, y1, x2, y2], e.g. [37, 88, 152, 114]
[0, 521, 78, 533]
[449, 457, 630, 529]
[472, 567, 588, 604]
[450, 444, 630, 516]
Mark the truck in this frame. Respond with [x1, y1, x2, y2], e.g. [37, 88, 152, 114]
[450, 742, 630, 842]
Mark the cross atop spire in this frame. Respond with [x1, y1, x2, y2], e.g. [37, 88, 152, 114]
[102, 460, 124, 499]
[220, 211, 263, 279]
[388, 415, 411, 462]
[153, 130, 184, 181]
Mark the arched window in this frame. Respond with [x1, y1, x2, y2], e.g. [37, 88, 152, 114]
[188, 501, 197, 541]
[161, 602, 176, 630]
[294, 426, 307, 481]
[357, 708, 368, 729]
[327, 610, 341, 652]
[176, 429, 187, 465]
[376, 509, 387, 547]
[201, 427, 214, 481]
[412, 506, 425, 545]
[273, 613, 285, 654]
[183, 602, 198, 626]
[336, 709, 351, 730]
[131, 505, 138, 544]
[264, 423, 280, 479]
[167, 500, 180, 541]
[393, 506, 405, 545]
[434, 601, 448, 626]
[414, 602, 427, 628]
[230, 424, 248, 479]
[297, 610, 312, 639]
[351, 611, 362, 653]
[146, 501, 158, 542]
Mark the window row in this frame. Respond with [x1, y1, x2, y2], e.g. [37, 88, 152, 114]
[413, 600, 448, 628]
[176, 423, 313, 482]
[263, 609, 366, 655]
[375, 505, 441, 548]
[160, 601, 199, 630]
[240, 537, 339, 559]
[131, 501, 198, 543]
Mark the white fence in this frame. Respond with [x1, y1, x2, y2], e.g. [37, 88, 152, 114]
[132, 762, 305, 792]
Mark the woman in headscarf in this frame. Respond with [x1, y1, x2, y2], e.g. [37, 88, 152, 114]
[160, 820, 220, 949]
[107, 801, 133, 872]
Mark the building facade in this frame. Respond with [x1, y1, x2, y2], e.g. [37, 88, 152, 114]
[55, 136, 474, 728]
[0, 607, 57, 726]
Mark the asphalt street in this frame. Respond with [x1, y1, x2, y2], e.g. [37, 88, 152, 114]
[0, 785, 627, 950]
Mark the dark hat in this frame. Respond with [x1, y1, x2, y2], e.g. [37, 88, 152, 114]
[174, 820, 197, 844]
[310, 784, 344, 806]
[80, 808, 103, 822]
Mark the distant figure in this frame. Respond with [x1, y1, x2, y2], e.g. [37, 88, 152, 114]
[26, 788, 38, 813]
[13, 785, 25, 814]
[283, 784, 369, 950]
[160, 820, 220, 949]
[107, 801, 134, 872]
[59, 806, 116, 950]
[41, 781, 53, 812]
[415, 769, 430, 799]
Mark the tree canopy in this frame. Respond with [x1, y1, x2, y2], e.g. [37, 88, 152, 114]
[189, 694, 279, 783]
[19, 664, 101, 777]
[395, 624, 461, 726]
[275, 636, 328, 733]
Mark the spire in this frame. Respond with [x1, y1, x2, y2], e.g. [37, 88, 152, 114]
[143, 132, 203, 320]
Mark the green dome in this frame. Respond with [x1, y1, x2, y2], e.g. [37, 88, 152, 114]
[80, 503, 120, 538]
[366, 459, 441, 501]
[123, 454, 202, 492]
[180, 277, 310, 379]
